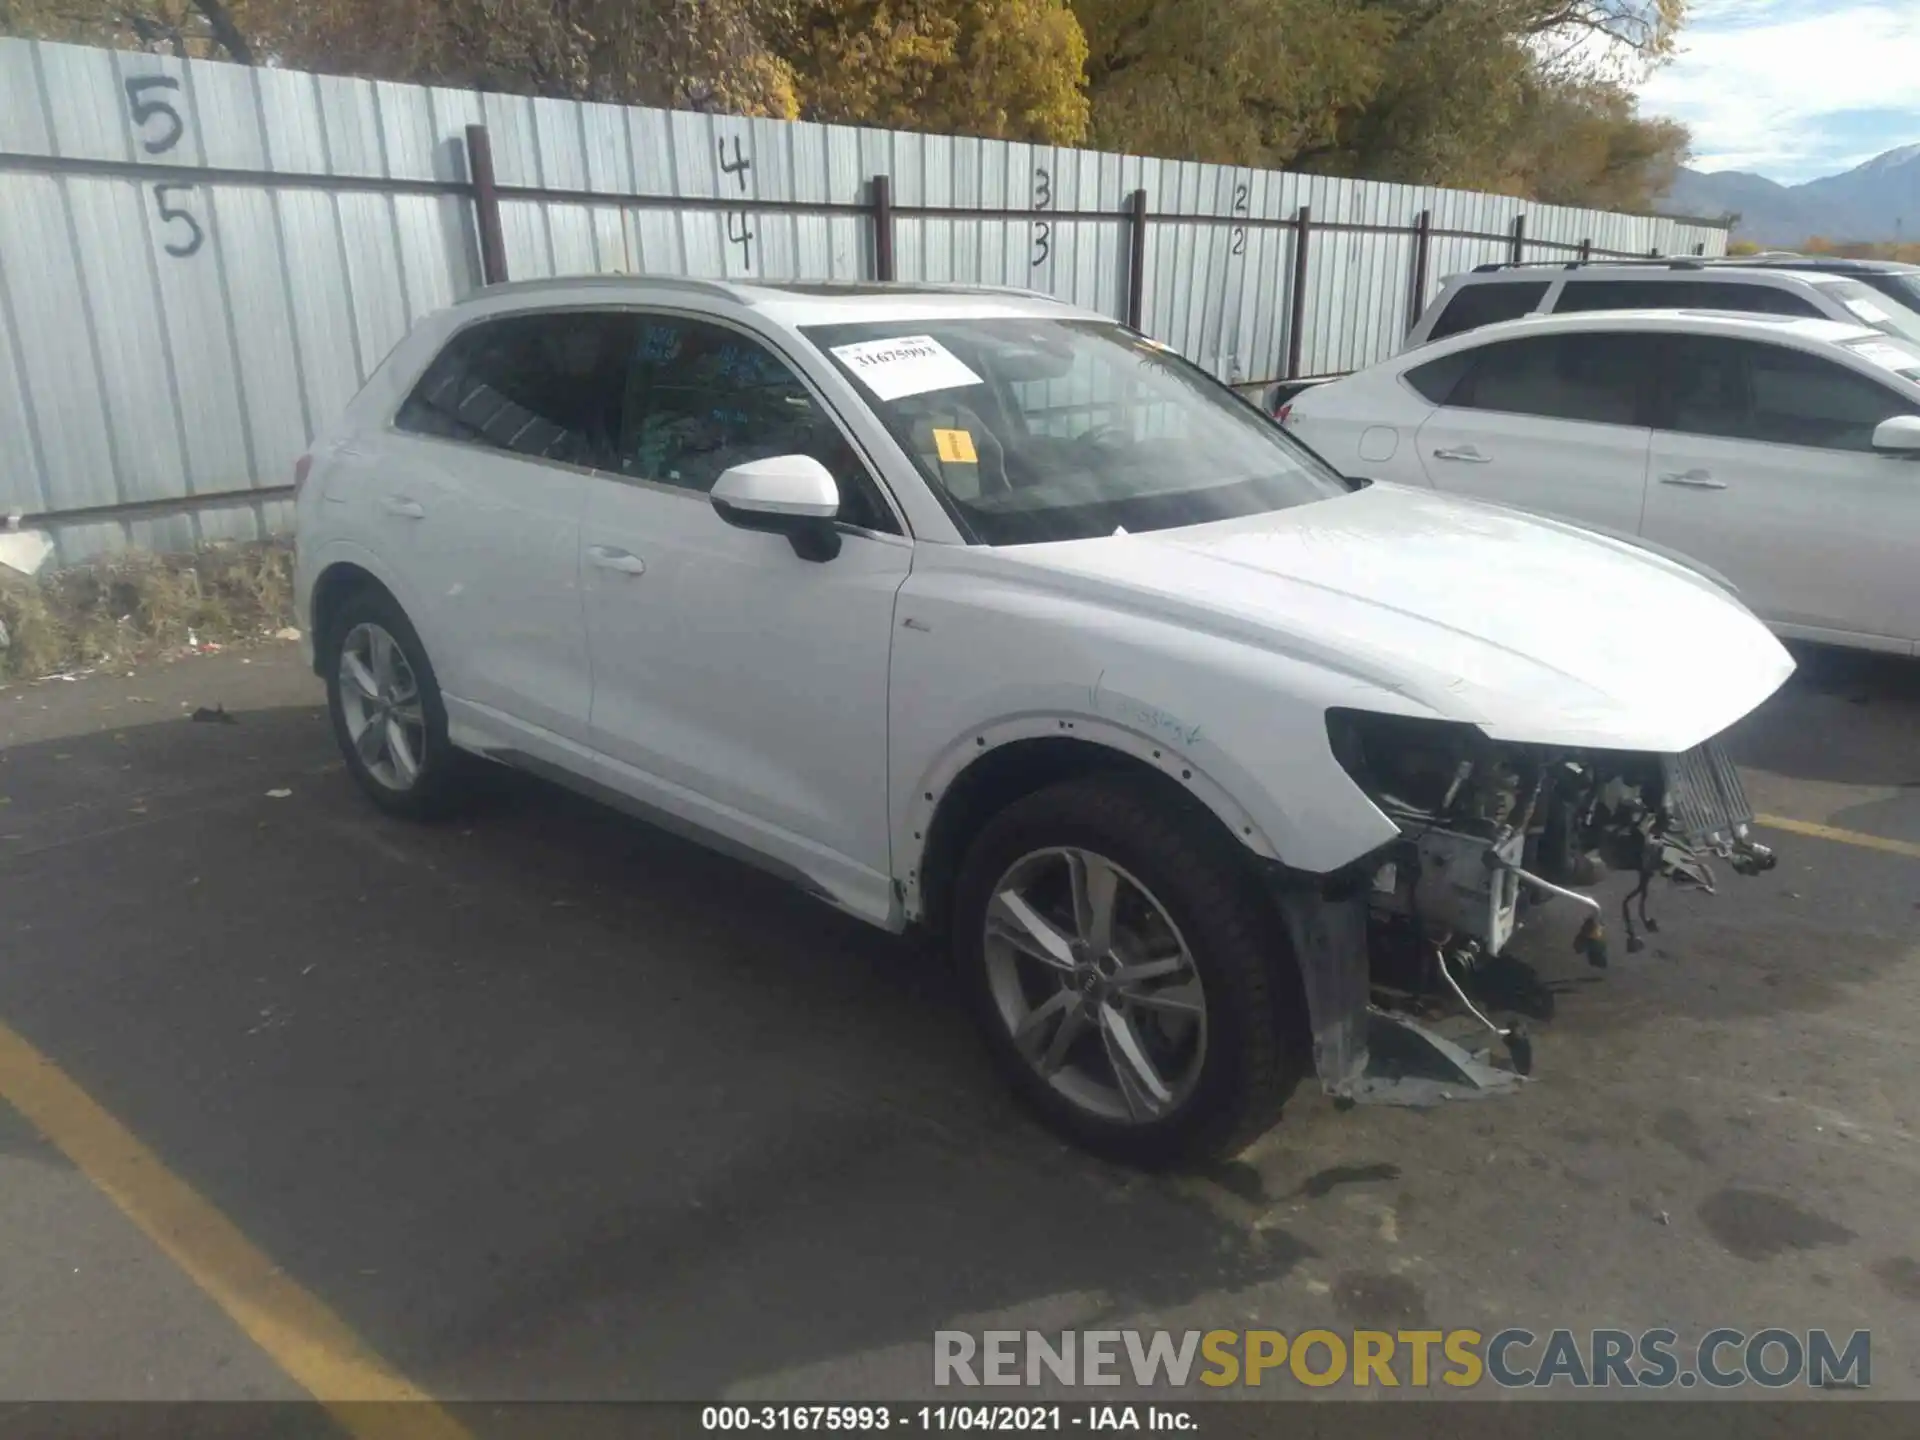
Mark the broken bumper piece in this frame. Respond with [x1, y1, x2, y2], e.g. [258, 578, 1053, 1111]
[1331, 1009, 1525, 1106]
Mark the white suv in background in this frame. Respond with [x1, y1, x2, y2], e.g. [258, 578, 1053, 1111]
[1405, 260, 1920, 348]
[294, 277, 1791, 1165]
[1281, 308, 1920, 654]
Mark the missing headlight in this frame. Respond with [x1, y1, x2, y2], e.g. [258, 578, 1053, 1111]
[1326, 708, 1775, 961]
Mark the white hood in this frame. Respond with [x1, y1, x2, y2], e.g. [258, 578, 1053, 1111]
[1015, 482, 1795, 753]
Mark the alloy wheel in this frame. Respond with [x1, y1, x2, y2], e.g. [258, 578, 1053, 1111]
[337, 621, 427, 792]
[982, 847, 1208, 1125]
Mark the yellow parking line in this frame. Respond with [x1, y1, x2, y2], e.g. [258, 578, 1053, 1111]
[1755, 813, 1920, 861]
[0, 1018, 469, 1440]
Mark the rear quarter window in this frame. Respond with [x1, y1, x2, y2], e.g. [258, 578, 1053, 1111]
[1404, 349, 1476, 404]
[1422, 281, 1551, 341]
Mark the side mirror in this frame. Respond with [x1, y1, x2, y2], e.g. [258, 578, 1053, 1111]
[1871, 414, 1920, 456]
[710, 454, 843, 562]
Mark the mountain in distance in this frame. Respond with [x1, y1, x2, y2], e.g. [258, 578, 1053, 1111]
[1659, 142, 1920, 246]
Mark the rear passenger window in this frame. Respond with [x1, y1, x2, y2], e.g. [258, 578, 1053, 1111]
[396, 312, 635, 470]
[1423, 282, 1550, 340]
[1723, 285, 1825, 317]
[1658, 337, 1748, 438]
[1555, 279, 1824, 317]
[1450, 333, 1652, 425]
[1555, 280, 1676, 312]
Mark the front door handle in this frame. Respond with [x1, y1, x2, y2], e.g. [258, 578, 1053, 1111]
[1658, 469, 1728, 490]
[1432, 446, 1491, 463]
[588, 545, 647, 575]
[382, 497, 425, 519]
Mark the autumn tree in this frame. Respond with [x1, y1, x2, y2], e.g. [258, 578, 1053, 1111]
[1072, 0, 1688, 198]
[784, 0, 1089, 142]
[1074, 0, 1393, 167]
[7, 0, 1693, 203]
[252, 0, 803, 116]
[1290, 0, 1539, 188]
[0, 0, 256, 59]
[1, 0, 1091, 138]
[1497, 77, 1689, 211]
[1282, 0, 1687, 186]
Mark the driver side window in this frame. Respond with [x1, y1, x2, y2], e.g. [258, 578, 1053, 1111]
[616, 317, 898, 532]
[1658, 337, 1908, 452]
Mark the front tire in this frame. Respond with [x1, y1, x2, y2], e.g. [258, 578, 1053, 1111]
[951, 773, 1304, 1168]
[324, 588, 464, 819]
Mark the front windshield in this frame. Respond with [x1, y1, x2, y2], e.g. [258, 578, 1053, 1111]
[801, 317, 1348, 544]
[1842, 333, 1920, 383]
[1868, 271, 1920, 313]
[1827, 279, 1920, 343]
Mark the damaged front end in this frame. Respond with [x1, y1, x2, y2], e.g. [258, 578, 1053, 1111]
[1271, 709, 1776, 1105]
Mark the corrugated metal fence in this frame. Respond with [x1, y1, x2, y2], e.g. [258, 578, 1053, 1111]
[0, 36, 1728, 564]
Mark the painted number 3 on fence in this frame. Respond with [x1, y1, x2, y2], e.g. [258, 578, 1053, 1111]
[1031, 166, 1052, 269]
[124, 75, 203, 259]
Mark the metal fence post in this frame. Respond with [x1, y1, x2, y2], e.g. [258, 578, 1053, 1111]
[1578, 238, 1592, 261]
[871, 174, 895, 282]
[464, 123, 509, 286]
[1510, 214, 1526, 264]
[1407, 209, 1431, 336]
[1286, 205, 1311, 380]
[1125, 188, 1149, 329]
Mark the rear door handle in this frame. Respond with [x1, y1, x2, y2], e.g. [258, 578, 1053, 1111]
[382, 497, 425, 519]
[1658, 469, 1728, 490]
[1432, 446, 1491, 463]
[588, 545, 647, 575]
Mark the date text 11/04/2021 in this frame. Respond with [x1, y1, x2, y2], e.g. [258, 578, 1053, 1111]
[702, 1408, 1191, 1432]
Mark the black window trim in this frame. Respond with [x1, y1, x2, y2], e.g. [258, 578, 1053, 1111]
[387, 301, 914, 541]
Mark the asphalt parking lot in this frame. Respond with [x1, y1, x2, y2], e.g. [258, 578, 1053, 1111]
[0, 640, 1916, 1415]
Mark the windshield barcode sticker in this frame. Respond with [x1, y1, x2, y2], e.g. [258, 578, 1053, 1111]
[830, 336, 984, 401]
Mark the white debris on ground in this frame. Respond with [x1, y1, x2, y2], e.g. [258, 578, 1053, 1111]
[0, 529, 54, 578]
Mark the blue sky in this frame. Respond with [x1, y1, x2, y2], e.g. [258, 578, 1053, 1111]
[1635, 0, 1920, 182]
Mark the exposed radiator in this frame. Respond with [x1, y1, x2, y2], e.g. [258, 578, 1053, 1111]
[1661, 738, 1754, 842]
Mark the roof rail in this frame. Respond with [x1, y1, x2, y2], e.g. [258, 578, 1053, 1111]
[451, 273, 1072, 308]
[453, 273, 746, 306]
[1469, 258, 1708, 274]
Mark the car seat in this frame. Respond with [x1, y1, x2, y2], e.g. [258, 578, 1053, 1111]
[895, 395, 1010, 502]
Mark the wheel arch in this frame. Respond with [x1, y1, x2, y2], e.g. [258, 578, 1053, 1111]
[306, 546, 429, 677]
[903, 719, 1280, 936]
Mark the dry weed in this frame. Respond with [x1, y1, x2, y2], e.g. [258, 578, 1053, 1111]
[0, 539, 296, 681]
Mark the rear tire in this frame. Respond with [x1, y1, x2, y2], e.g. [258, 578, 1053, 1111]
[950, 773, 1304, 1168]
[323, 588, 466, 820]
